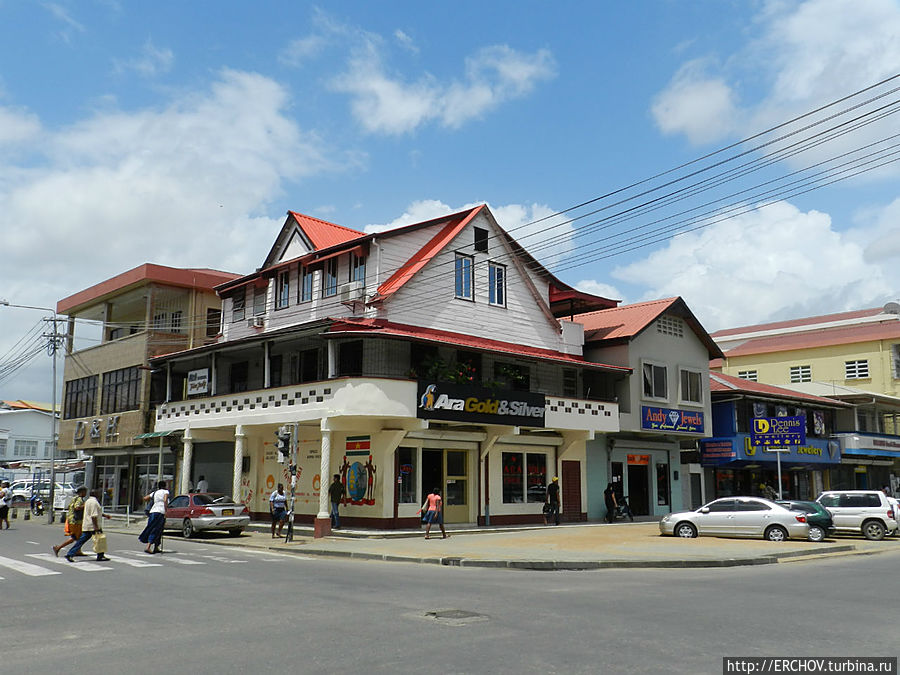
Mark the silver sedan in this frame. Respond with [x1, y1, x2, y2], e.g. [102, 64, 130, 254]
[659, 497, 810, 541]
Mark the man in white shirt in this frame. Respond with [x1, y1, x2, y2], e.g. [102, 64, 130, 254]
[196, 475, 209, 493]
[65, 489, 111, 562]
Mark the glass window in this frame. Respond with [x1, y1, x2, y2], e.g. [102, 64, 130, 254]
[253, 287, 266, 316]
[351, 253, 366, 284]
[474, 226, 489, 252]
[206, 308, 221, 338]
[232, 291, 246, 322]
[13, 440, 38, 457]
[101, 366, 142, 414]
[299, 266, 313, 302]
[292, 348, 319, 383]
[656, 463, 669, 506]
[398, 447, 416, 504]
[337, 341, 363, 377]
[526, 453, 546, 503]
[502, 452, 524, 503]
[680, 369, 702, 403]
[845, 359, 869, 379]
[323, 259, 338, 297]
[705, 499, 736, 512]
[735, 500, 771, 511]
[488, 262, 505, 306]
[737, 370, 757, 381]
[276, 270, 290, 309]
[64, 375, 98, 419]
[455, 254, 473, 300]
[169, 496, 189, 508]
[642, 362, 667, 399]
[230, 361, 248, 393]
[818, 494, 840, 508]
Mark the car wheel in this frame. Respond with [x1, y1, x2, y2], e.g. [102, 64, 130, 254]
[764, 525, 788, 542]
[862, 520, 885, 541]
[182, 518, 195, 539]
[228, 528, 244, 537]
[675, 522, 697, 538]
[807, 525, 825, 542]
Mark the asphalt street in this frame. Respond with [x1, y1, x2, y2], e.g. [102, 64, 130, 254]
[1, 520, 897, 674]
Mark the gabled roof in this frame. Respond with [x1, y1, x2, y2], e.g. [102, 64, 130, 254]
[719, 320, 900, 357]
[287, 212, 365, 250]
[576, 297, 724, 359]
[709, 372, 850, 407]
[326, 317, 632, 374]
[711, 307, 886, 338]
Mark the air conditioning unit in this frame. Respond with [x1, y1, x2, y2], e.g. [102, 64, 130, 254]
[247, 316, 264, 328]
[339, 281, 365, 303]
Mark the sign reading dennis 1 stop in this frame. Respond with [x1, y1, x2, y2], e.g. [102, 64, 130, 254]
[750, 416, 806, 448]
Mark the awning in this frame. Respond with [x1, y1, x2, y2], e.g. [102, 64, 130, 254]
[134, 431, 180, 439]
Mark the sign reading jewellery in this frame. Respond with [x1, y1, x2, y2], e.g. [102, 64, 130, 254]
[641, 406, 704, 433]
[416, 382, 545, 427]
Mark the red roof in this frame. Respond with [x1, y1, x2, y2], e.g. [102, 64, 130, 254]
[287, 212, 364, 250]
[720, 320, 900, 357]
[326, 317, 631, 373]
[577, 298, 680, 340]
[711, 307, 884, 338]
[57, 264, 240, 314]
[710, 372, 850, 407]
[375, 206, 484, 301]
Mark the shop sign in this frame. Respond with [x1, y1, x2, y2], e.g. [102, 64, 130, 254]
[641, 406, 704, 434]
[750, 416, 806, 447]
[627, 454, 650, 465]
[700, 439, 737, 464]
[417, 382, 545, 427]
[73, 416, 120, 444]
[839, 433, 900, 458]
[187, 368, 209, 395]
[741, 436, 836, 464]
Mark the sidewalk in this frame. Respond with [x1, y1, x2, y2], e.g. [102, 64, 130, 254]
[99, 515, 900, 570]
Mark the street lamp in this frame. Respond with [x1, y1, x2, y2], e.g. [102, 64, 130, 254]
[0, 299, 63, 524]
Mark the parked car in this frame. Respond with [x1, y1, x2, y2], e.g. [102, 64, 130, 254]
[776, 500, 834, 542]
[163, 493, 250, 538]
[816, 490, 898, 541]
[9, 480, 76, 508]
[659, 497, 809, 541]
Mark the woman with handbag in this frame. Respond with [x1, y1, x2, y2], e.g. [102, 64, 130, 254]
[139, 480, 169, 554]
[53, 486, 87, 556]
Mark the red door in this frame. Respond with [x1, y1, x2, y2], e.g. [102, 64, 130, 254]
[561, 461, 582, 522]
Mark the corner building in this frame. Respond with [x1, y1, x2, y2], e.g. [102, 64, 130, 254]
[150, 206, 630, 533]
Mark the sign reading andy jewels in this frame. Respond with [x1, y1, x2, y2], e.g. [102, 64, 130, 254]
[417, 382, 545, 427]
[641, 406, 704, 433]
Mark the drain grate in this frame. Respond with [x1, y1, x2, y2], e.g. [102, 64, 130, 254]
[423, 609, 489, 626]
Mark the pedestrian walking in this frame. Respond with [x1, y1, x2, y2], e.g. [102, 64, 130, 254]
[196, 475, 209, 493]
[53, 486, 87, 556]
[328, 474, 345, 530]
[421, 487, 447, 540]
[65, 489, 111, 562]
[139, 480, 169, 554]
[604, 483, 618, 523]
[0, 480, 11, 529]
[546, 476, 560, 525]
[270, 483, 288, 538]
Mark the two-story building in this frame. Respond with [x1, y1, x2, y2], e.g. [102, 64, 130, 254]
[149, 205, 630, 534]
[575, 298, 721, 519]
[56, 264, 239, 512]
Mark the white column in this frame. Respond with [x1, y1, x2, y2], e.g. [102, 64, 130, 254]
[180, 431, 193, 495]
[314, 423, 333, 537]
[263, 342, 270, 388]
[233, 425, 246, 503]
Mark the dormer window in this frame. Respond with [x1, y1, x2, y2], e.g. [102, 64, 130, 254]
[455, 254, 473, 300]
[276, 270, 290, 309]
[351, 253, 366, 284]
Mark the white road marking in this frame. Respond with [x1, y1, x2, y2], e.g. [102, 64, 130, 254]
[26, 540, 41, 545]
[198, 554, 248, 564]
[106, 555, 162, 568]
[0, 554, 61, 577]
[28, 553, 112, 571]
[115, 550, 207, 565]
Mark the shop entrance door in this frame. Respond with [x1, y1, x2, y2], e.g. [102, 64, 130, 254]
[421, 449, 469, 523]
[627, 464, 649, 516]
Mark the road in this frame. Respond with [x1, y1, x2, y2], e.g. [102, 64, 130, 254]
[1, 521, 897, 674]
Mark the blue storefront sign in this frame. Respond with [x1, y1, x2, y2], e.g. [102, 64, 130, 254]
[700, 435, 840, 466]
[641, 406, 704, 434]
[750, 416, 806, 447]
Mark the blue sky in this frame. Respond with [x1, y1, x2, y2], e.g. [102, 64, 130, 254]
[2, 0, 900, 402]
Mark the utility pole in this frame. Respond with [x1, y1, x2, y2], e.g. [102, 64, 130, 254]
[45, 314, 63, 525]
[285, 423, 298, 542]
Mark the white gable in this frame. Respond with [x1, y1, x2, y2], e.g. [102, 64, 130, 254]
[279, 229, 313, 263]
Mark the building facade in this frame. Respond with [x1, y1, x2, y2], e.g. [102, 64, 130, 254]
[56, 264, 238, 512]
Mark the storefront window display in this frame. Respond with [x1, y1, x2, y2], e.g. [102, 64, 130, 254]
[398, 447, 416, 503]
[502, 451, 548, 503]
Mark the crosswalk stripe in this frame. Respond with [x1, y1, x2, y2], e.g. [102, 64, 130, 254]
[105, 554, 162, 568]
[116, 550, 206, 565]
[198, 554, 248, 564]
[0, 554, 61, 577]
[27, 553, 112, 571]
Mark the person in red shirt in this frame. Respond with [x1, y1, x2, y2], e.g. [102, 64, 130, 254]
[421, 487, 447, 540]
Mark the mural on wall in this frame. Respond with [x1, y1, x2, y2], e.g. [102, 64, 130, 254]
[341, 435, 376, 506]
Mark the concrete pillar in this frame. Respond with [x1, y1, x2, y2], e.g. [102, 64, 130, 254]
[314, 425, 333, 538]
[233, 425, 246, 504]
[180, 431, 193, 495]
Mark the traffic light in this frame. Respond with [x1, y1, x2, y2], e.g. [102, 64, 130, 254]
[275, 425, 293, 462]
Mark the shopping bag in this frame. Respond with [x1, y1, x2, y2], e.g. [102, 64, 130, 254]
[91, 532, 108, 554]
[63, 520, 71, 536]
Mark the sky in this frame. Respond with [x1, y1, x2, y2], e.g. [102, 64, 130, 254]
[2, 0, 900, 403]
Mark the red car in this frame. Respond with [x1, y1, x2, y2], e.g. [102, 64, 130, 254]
[163, 493, 250, 538]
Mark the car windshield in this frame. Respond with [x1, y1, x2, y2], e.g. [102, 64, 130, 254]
[193, 494, 234, 505]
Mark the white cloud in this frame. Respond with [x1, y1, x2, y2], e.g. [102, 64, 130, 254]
[574, 279, 624, 303]
[0, 105, 42, 147]
[332, 42, 556, 134]
[610, 200, 892, 331]
[394, 29, 418, 54]
[42, 2, 85, 42]
[279, 35, 329, 67]
[112, 39, 174, 77]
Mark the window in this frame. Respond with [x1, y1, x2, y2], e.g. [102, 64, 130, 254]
[656, 463, 669, 506]
[494, 362, 530, 391]
[474, 227, 489, 252]
[656, 315, 683, 337]
[501, 451, 548, 503]
[845, 359, 869, 379]
[562, 368, 578, 397]
[13, 440, 38, 457]
[43, 441, 52, 457]
[232, 291, 246, 322]
[398, 447, 417, 504]
[291, 348, 319, 383]
[705, 499, 736, 512]
[893, 344, 900, 379]
[253, 287, 266, 316]
[206, 308, 221, 338]
[735, 500, 771, 512]
[169, 496, 189, 508]
[170, 310, 183, 333]
[299, 266, 313, 302]
[454, 254, 473, 300]
[153, 313, 166, 330]
[350, 253, 366, 284]
[679, 369, 702, 403]
[276, 270, 290, 309]
[642, 362, 667, 399]
[101, 366, 142, 414]
[488, 262, 506, 306]
[269, 354, 282, 388]
[337, 340, 363, 377]
[0, 439, 6, 457]
[737, 370, 757, 382]
[323, 259, 338, 297]
[456, 350, 482, 383]
[64, 375, 98, 419]
[230, 361, 248, 393]
[789, 365, 811, 383]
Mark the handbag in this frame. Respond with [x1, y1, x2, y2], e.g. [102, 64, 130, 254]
[91, 532, 108, 554]
[542, 503, 552, 515]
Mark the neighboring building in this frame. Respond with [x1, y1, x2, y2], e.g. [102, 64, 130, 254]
[56, 263, 239, 511]
[576, 298, 722, 519]
[150, 205, 631, 533]
[0, 406, 77, 488]
[698, 372, 849, 504]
